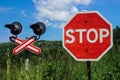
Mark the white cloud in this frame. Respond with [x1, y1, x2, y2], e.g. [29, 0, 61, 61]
[21, 10, 27, 17]
[0, 7, 12, 12]
[32, 0, 92, 28]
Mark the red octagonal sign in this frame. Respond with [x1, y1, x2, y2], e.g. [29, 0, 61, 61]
[63, 11, 113, 61]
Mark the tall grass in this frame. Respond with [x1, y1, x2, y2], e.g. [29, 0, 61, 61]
[0, 41, 120, 80]
[6, 48, 10, 80]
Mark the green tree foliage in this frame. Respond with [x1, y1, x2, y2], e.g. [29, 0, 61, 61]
[113, 26, 120, 44]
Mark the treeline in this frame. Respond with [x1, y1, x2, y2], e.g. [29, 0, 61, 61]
[113, 25, 120, 44]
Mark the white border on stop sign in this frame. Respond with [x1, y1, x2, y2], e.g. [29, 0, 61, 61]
[62, 11, 113, 61]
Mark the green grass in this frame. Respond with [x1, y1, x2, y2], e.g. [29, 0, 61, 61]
[0, 41, 120, 80]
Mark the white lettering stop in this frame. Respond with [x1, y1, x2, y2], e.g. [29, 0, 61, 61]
[66, 28, 109, 44]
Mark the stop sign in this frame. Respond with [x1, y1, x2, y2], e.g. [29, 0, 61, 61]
[63, 11, 113, 61]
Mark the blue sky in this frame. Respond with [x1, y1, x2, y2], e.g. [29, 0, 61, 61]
[0, 0, 120, 43]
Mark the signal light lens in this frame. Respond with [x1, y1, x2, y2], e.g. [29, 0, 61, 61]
[5, 22, 22, 35]
[30, 22, 46, 35]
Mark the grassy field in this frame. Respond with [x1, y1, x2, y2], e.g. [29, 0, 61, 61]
[0, 41, 120, 80]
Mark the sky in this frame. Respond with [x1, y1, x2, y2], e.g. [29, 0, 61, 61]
[0, 0, 120, 43]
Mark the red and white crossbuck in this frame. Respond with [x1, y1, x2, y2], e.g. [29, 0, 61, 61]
[10, 36, 41, 55]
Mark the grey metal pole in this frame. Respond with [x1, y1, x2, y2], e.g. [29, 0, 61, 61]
[25, 57, 29, 71]
[25, 37, 30, 71]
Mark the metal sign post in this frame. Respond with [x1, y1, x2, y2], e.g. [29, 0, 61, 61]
[25, 49, 30, 71]
[87, 61, 91, 80]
